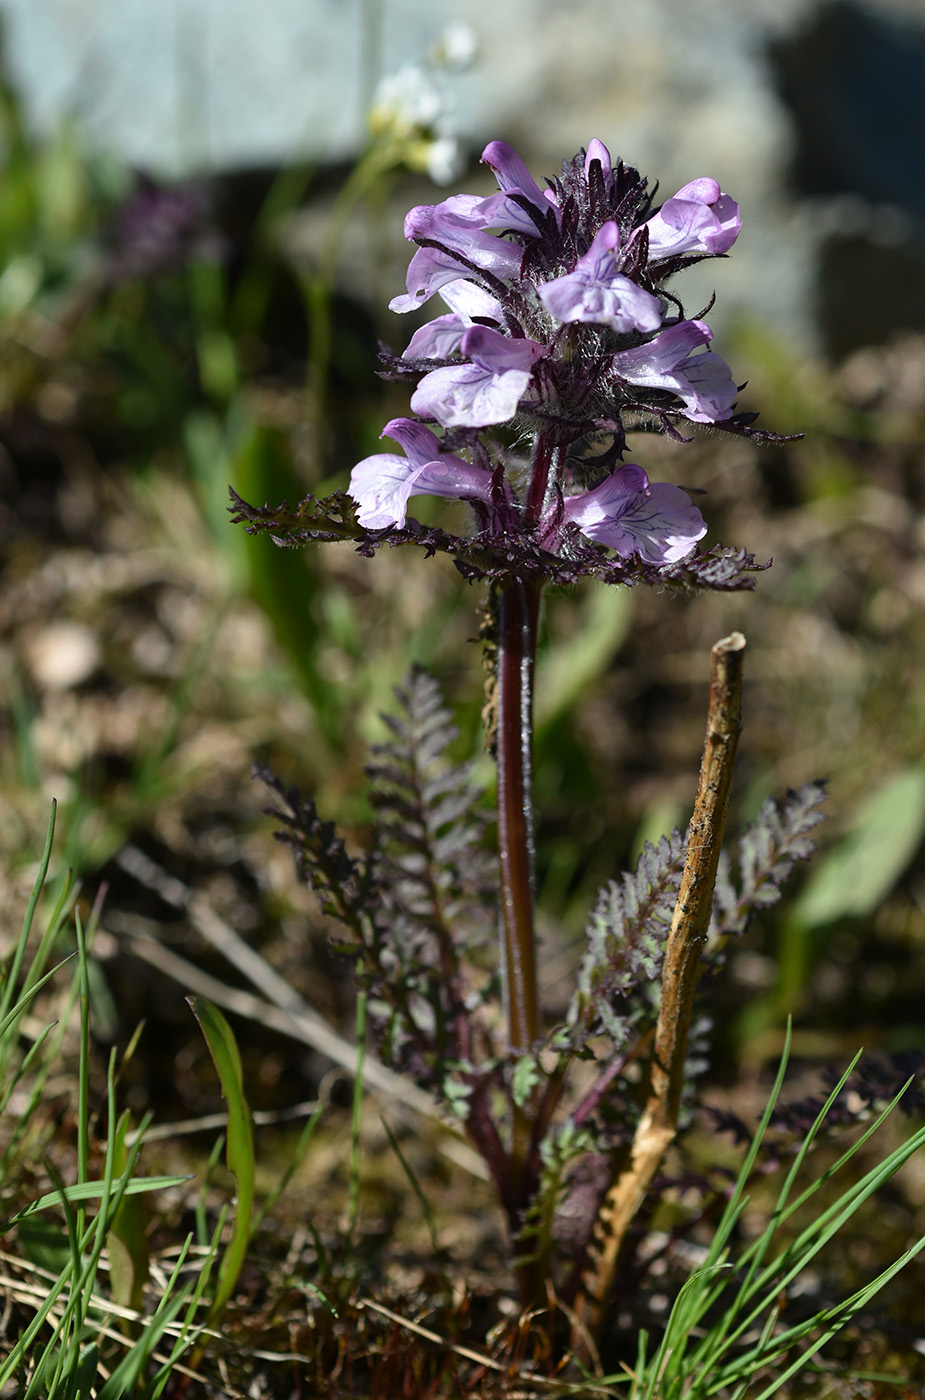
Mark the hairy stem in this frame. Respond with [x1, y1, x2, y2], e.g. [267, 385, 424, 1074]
[574, 631, 747, 1345]
[496, 579, 542, 1062]
[495, 573, 544, 1283]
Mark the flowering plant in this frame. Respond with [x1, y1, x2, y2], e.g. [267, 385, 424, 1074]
[234, 138, 816, 1345]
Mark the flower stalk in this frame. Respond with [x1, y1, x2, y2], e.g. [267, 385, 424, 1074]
[238, 134, 802, 1337]
[496, 577, 542, 1061]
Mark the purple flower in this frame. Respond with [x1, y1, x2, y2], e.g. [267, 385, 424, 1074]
[390, 205, 523, 314]
[640, 178, 741, 260]
[411, 326, 547, 428]
[402, 280, 503, 360]
[348, 418, 494, 528]
[537, 222, 663, 333]
[611, 320, 738, 423]
[478, 140, 560, 234]
[557, 465, 706, 564]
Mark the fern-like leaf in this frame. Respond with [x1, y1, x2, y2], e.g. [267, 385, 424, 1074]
[711, 780, 828, 941]
[366, 668, 495, 965]
[568, 830, 686, 1050]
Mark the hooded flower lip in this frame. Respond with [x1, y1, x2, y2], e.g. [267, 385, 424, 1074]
[557, 464, 707, 564]
[537, 221, 663, 333]
[410, 326, 547, 428]
[348, 418, 494, 528]
[640, 178, 741, 260]
[479, 140, 560, 233]
[389, 207, 523, 314]
[611, 319, 738, 423]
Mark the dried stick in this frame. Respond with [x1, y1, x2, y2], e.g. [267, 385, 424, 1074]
[574, 631, 747, 1345]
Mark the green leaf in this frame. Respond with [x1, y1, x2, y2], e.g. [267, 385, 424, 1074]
[187, 996, 255, 1322]
[107, 1111, 151, 1321]
[15, 1216, 72, 1274]
[1, 1176, 190, 1233]
[512, 1053, 542, 1109]
[794, 765, 925, 927]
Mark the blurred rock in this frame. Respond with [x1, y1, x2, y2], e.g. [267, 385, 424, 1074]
[24, 620, 100, 690]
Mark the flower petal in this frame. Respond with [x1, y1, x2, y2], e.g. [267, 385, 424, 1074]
[584, 138, 614, 190]
[348, 420, 493, 526]
[390, 223, 523, 313]
[641, 179, 741, 259]
[561, 465, 706, 563]
[402, 313, 468, 359]
[411, 362, 534, 427]
[460, 325, 547, 373]
[538, 222, 663, 332]
[611, 320, 738, 422]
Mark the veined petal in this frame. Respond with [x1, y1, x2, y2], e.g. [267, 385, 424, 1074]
[460, 325, 547, 373]
[402, 313, 467, 359]
[411, 361, 534, 427]
[438, 279, 504, 322]
[612, 322, 737, 423]
[390, 228, 522, 314]
[481, 140, 549, 208]
[479, 140, 560, 232]
[674, 349, 738, 422]
[413, 457, 495, 501]
[403, 194, 488, 239]
[642, 179, 741, 259]
[349, 452, 428, 528]
[402, 279, 505, 359]
[561, 465, 706, 563]
[348, 420, 492, 527]
[560, 464, 650, 530]
[379, 417, 448, 466]
[611, 319, 713, 376]
[538, 221, 663, 332]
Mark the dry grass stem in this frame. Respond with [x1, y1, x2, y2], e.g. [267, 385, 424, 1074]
[575, 632, 747, 1345]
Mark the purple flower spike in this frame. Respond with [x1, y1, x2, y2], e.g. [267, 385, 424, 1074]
[611, 320, 738, 422]
[411, 326, 547, 428]
[560, 465, 707, 563]
[641, 178, 741, 259]
[348, 418, 494, 528]
[538, 221, 663, 333]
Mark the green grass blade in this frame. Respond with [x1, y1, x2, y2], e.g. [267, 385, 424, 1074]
[649, 1025, 795, 1392]
[0, 952, 76, 1043]
[0, 800, 56, 1026]
[0, 1176, 191, 1232]
[107, 1110, 153, 1319]
[187, 996, 255, 1322]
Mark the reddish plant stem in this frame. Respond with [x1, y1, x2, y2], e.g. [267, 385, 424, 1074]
[524, 433, 560, 525]
[494, 432, 559, 1303]
[495, 573, 546, 1309]
[496, 577, 542, 1062]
